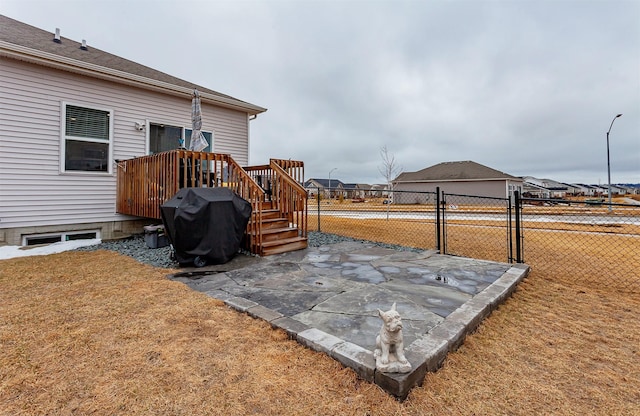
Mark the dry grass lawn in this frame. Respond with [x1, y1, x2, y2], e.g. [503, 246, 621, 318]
[1, 233, 639, 414]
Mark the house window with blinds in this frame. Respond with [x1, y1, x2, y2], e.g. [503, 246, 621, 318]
[63, 104, 112, 173]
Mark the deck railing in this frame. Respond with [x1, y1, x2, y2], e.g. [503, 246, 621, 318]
[269, 160, 308, 239]
[116, 149, 266, 253]
[244, 159, 307, 236]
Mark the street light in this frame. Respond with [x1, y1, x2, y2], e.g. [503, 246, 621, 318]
[606, 113, 623, 212]
[328, 167, 337, 199]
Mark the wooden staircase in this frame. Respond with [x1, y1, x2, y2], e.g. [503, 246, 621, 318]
[254, 200, 308, 256]
[116, 150, 308, 257]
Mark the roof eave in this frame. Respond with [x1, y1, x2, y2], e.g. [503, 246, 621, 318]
[394, 177, 522, 183]
[0, 41, 267, 116]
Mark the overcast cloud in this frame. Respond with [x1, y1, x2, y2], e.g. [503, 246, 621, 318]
[3, 0, 639, 184]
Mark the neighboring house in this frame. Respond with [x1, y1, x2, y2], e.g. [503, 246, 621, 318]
[592, 185, 609, 196]
[573, 184, 598, 197]
[304, 178, 344, 198]
[342, 183, 359, 198]
[606, 184, 628, 196]
[561, 183, 582, 196]
[0, 15, 266, 246]
[392, 161, 523, 203]
[619, 185, 640, 195]
[370, 184, 390, 198]
[522, 176, 569, 198]
[356, 184, 373, 198]
[522, 181, 552, 199]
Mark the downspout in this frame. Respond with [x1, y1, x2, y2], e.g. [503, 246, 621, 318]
[247, 114, 257, 165]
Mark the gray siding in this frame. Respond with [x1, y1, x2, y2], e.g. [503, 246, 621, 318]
[394, 180, 511, 202]
[0, 58, 250, 232]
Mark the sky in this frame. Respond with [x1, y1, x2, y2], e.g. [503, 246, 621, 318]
[2, 0, 639, 185]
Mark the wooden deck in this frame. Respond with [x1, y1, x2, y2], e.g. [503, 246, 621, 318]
[116, 150, 307, 256]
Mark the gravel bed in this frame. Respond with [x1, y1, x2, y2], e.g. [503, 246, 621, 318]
[75, 231, 420, 268]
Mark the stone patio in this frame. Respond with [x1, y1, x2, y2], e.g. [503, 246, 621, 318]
[169, 241, 529, 398]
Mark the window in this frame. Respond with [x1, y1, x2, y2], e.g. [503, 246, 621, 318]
[23, 230, 100, 246]
[149, 123, 183, 154]
[185, 129, 213, 152]
[62, 104, 112, 173]
[149, 124, 213, 154]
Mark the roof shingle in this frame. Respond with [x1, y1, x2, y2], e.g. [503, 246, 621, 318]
[395, 161, 518, 182]
[0, 15, 265, 114]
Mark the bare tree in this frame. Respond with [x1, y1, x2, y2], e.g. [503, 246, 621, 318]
[378, 145, 402, 219]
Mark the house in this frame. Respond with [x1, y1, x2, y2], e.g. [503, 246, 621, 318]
[0, 15, 305, 254]
[392, 161, 523, 203]
[304, 178, 344, 198]
[591, 185, 609, 196]
[370, 184, 390, 198]
[606, 184, 628, 196]
[342, 183, 360, 198]
[355, 184, 373, 198]
[573, 184, 599, 197]
[522, 177, 569, 198]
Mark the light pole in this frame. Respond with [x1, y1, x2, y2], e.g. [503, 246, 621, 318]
[328, 168, 337, 199]
[606, 113, 622, 212]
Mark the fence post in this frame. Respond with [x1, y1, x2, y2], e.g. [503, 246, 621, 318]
[441, 190, 447, 255]
[514, 190, 523, 263]
[435, 187, 441, 252]
[508, 194, 513, 263]
[317, 186, 321, 232]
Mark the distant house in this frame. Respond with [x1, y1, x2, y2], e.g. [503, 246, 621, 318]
[522, 177, 569, 198]
[619, 185, 640, 195]
[304, 178, 344, 198]
[342, 183, 360, 198]
[0, 15, 266, 246]
[356, 184, 373, 198]
[573, 184, 598, 197]
[561, 183, 582, 196]
[392, 161, 523, 203]
[592, 185, 609, 196]
[607, 184, 628, 196]
[370, 184, 390, 198]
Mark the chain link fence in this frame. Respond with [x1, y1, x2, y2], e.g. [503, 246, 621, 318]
[518, 196, 640, 291]
[311, 187, 640, 291]
[309, 189, 438, 250]
[440, 192, 513, 263]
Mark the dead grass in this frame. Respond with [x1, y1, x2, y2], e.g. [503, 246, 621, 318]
[1, 234, 639, 414]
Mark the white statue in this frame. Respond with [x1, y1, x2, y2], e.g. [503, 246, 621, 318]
[374, 302, 412, 373]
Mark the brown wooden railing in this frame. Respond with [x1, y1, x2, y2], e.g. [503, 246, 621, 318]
[116, 149, 266, 254]
[244, 159, 307, 238]
[270, 161, 308, 239]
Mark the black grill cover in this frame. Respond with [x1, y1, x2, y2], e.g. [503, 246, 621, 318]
[160, 188, 252, 265]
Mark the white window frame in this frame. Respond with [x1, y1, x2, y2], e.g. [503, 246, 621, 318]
[60, 101, 114, 175]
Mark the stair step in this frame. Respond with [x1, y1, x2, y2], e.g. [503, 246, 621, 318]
[259, 227, 300, 242]
[258, 209, 282, 220]
[261, 236, 308, 256]
[257, 218, 290, 230]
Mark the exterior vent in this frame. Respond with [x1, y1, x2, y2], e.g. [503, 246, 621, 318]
[81, 39, 88, 50]
[53, 28, 61, 43]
